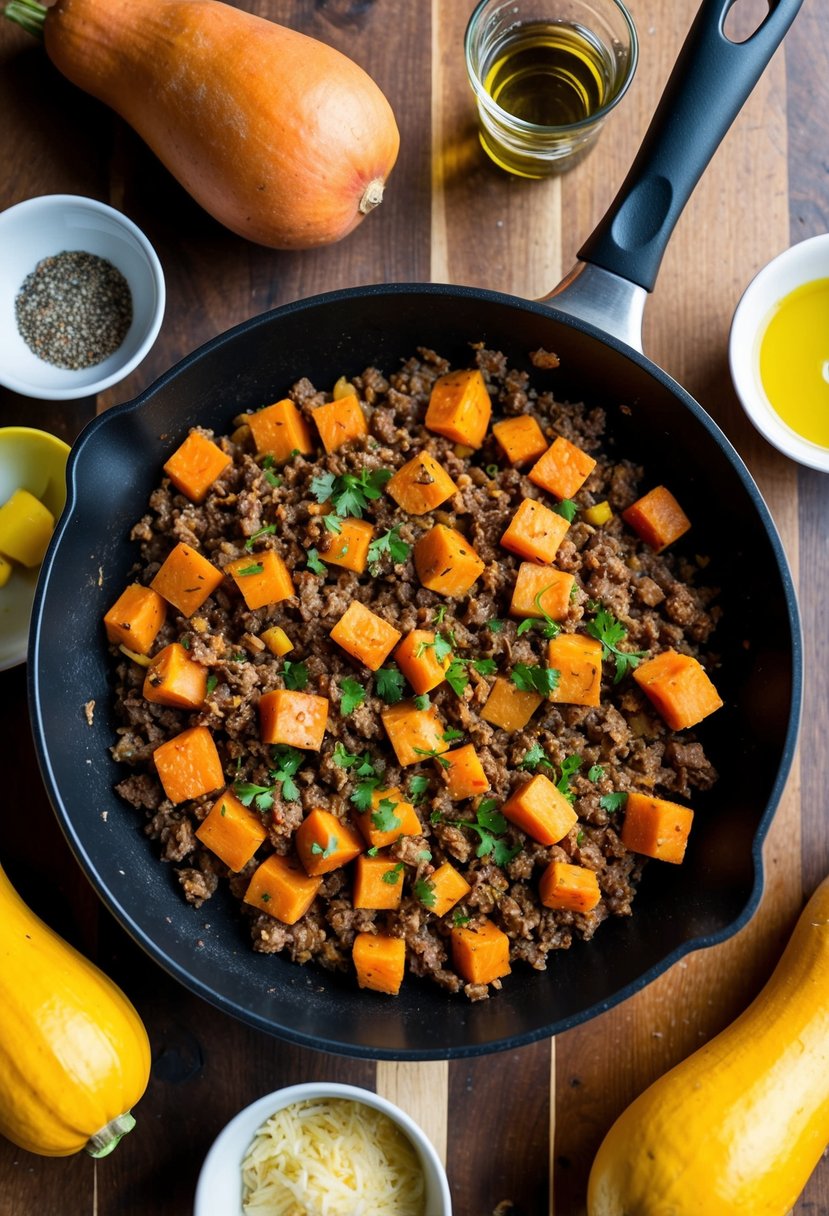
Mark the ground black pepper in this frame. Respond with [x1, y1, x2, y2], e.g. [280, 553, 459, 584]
[15, 249, 133, 370]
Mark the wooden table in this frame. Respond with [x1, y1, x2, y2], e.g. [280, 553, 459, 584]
[1, 1, 827, 1212]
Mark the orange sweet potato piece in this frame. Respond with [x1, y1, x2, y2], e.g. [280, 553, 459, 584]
[163, 430, 232, 503]
[547, 633, 603, 707]
[329, 600, 402, 671]
[259, 689, 329, 750]
[413, 524, 485, 598]
[632, 649, 723, 730]
[441, 744, 490, 800]
[539, 861, 601, 912]
[152, 725, 224, 804]
[424, 368, 492, 449]
[355, 786, 422, 849]
[529, 435, 596, 499]
[143, 642, 208, 710]
[502, 773, 578, 845]
[492, 415, 548, 466]
[381, 699, 448, 767]
[620, 791, 694, 864]
[150, 542, 224, 618]
[320, 517, 374, 574]
[385, 451, 458, 515]
[295, 808, 364, 876]
[352, 932, 406, 996]
[500, 497, 570, 564]
[103, 583, 166, 654]
[195, 789, 268, 871]
[450, 918, 511, 985]
[352, 853, 405, 910]
[394, 629, 450, 696]
[622, 485, 691, 551]
[426, 861, 471, 917]
[246, 398, 315, 460]
[225, 550, 294, 610]
[243, 853, 322, 924]
[312, 395, 368, 453]
[480, 676, 543, 732]
[509, 563, 574, 620]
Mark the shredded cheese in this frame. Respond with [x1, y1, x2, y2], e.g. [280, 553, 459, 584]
[241, 1098, 426, 1216]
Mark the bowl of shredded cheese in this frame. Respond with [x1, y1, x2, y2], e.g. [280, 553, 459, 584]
[194, 1082, 452, 1216]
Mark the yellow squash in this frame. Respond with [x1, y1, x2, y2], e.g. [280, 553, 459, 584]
[0, 861, 151, 1157]
[588, 874, 829, 1216]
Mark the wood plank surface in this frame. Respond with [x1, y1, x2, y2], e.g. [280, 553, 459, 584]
[1, 1, 828, 1214]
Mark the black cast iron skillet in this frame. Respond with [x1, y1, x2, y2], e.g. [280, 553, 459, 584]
[30, 0, 803, 1059]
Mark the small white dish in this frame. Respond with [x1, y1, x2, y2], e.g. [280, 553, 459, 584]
[194, 1081, 453, 1216]
[0, 194, 165, 400]
[729, 233, 829, 473]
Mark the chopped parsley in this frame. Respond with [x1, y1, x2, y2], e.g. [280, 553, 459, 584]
[556, 754, 583, 803]
[332, 743, 377, 777]
[586, 607, 648, 683]
[382, 862, 404, 885]
[322, 514, 343, 534]
[412, 694, 431, 711]
[408, 774, 430, 804]
[367, 525, 411, 574]
[452, 908, 470, 927]
[458, 798, 521, 866]
[350, 777, 383, 812]
[234, 744, 305, 807]
[444, 654, 497, 696]
[554, 498, 580, 523]
[600, 791, 628, 815]
[306, 547, 327, 575]
[520, 741, 553, 771]
[511, 662, 560, 696]
[587, 764, 605, 783]
[282, 660, 308, 691]
[310, 467, 392, 519]
[371, 797, 402, 833]
[414, 877, 437, 908]
[339, 677, 366, 716]
[244, 523, 276, 550]
[374, 665, 406, 705]
[416, 631, 453, 664]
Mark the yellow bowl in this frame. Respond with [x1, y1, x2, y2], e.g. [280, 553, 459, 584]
[0, 426, 70, 671]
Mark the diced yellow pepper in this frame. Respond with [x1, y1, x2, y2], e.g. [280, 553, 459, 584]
[583, 500, 613, 526]
[261, 626, 293, 657]
[0, 488, 55, 567]
[332, 376, 357, 400]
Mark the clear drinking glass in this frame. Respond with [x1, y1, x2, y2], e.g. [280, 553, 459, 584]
[464, 0, 638, 177]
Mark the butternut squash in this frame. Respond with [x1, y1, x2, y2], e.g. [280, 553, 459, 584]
[0, 861, 150, 1157]
[588, 874, 829, 1216]
[7, 0, 399, 249]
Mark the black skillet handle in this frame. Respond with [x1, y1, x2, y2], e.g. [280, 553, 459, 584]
[578, 0, 804, 292]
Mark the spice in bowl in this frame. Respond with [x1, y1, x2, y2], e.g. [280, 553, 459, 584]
[15, 249, 133, 370]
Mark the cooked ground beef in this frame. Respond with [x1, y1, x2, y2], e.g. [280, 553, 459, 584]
[109, 346, 720, 1001]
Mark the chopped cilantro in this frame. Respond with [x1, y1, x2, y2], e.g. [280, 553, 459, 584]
[412, 694, 431, 711]
[457, 799, 521, 866]
[372, 797, 402, 833]
[205, 674, 218, 696]
[367, 845, 379, 857]
[408, 774, 430, 804]
[600, 791, 628, 814]
[516, 587, 561, 640]
[322, 514, 343, 534]
[554, 498, 580, 523]
[452, 908, 470, 927]
[234, 745, 305, 808]
[413, 746, 451, 769]
[511, 662, 560, 696]
[576, 830, 585, 845]
[282, 660, 308, 691]
[332, 743, 376, 777]
[310, 834, 338, 858]
[339, 677, 366, 716]
[470, 657, 497, 677]
[414, 877, 437, 908]
[244, 524, 276, 551]
[382, 862, 404, 885]
[556, 754, 583, 803]
[367, 525, 411, 574]
[416, 849, 432, 862]
[520, 742, 553, 771]
[442, 728, 464, 742]
[235, 561, 264, 576]
[263, 469, 282, 488]
[306, 547, 327, 575]
[310, 467, 392, 518]
[374, 666, 406, 705]
[429, 808, 443, 825]
[444, 658, 469, 696]
[485, 618, 506, 633]
[587, 764, 605, 783]
[350, 777, 383, 812]
[586, 607, 648, 683]
[432, 605, 448, 625]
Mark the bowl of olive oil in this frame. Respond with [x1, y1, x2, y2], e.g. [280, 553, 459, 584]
[465, 0, 637, 177]
[730, 233, 829, 473]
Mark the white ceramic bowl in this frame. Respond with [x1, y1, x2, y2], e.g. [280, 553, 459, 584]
[194, 1082, 453, 1216]
[0, 194, 165, 400]
[729, 232, 829, 473]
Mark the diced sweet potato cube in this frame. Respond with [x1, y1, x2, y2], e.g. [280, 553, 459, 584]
[103, 583, 167, 654]
[152, 725, 224, 804]
[163, 430, 231, 503]
[246, 398, 315, 460]
[424, 368, 492, 449]
[414, 524, 485, 598]
[450, 918, 511, 985]
[143, 642, 207, 710]
[385, 451, 458, 515]
[312, 395, 368, 453]
[260, 625, 293, 657]
[394, 629, 450, 696]
[150, 542, 224, 618]
[355, 786, 422, 849]
[381, 700, 448, 767]
[622, 485, 691, 552]
[620, 791, 694, 864]
[441, 744, 490, 800]
[492, 415, 548, 466]
[352, 932, 406, 995]
[296, 808, 364, 876]
[481, 676, 543, 732]
[329, 600, 402, 671]
[633, 649, 723, 730]
[259, 689, 329, 750]
[509, 563, 574, 620]
[547, 633, 603, 707]
[352, 853, 405, 910]
[426, 862, 471, 917]
[539, 861, 601, 912]
[529, 435, 596, 499]
[502, 773, 578, 845]
[225, 550, 294, 611]
[500, 497, 570, 564]
[196, 789, 268, 871]
[319, 517, 374, 574]
[243, 853, 321, 923]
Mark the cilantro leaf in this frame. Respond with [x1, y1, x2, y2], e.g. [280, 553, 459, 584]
[471, 657, 497, 677]
[413, 746, 451, 769]
[206, 673, 218, 696]
[600, 791, 628, 814]
[382, 862, 405, 885]
[339, 677, 366, 716]
[332, 743, 376, 777]
[412, 694, 431, 710]
[235, 562, 264, 576]
[310, 834, 338, 858]
[311, 467, 392, 518]
[367, 524, 411, 574]
[492, 837, 522, 866]
[372, 797, 402, 833]
[516, 587, 562, 640]
[432, 605, 448, 626]
[585, 608, 648, 683]
[322, 514, 343, 534]
[271, 745, 305, 802]
[554, 498, 580, 523]
[306, 547, 327, 575]
[408, 775, 430, 804]
[587, 764, 605, 783]
[374, 666, 405, 705]
[520, 742, 553, 771]
[309, 471, 336, 503]
[282, 660, 308, 691]
[244, 524, 276, 551]
[414, 877, 437, 908]
[452, 907, 470, 927]
[511, 662, 560, 696]
[350, 777, 383, 811]
[444, 659, 469, 696]
[232, 781, 275, 814]
[485, 619, 506, 633]
[458, 799, 519, 865]
[556, 754, 583, 803]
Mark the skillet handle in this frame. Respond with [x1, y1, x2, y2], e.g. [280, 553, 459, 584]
[577, 0, 803, 293]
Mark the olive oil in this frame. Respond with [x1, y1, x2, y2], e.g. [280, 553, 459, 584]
[758, 278, 829, 449]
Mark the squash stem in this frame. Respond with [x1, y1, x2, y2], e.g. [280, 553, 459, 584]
[359, 179, 385, 215]
[86, 1112, 137, 1158]
[3, 0, 47, 37]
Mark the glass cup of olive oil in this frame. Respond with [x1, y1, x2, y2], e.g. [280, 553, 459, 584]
[464, 0, 638, 177]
